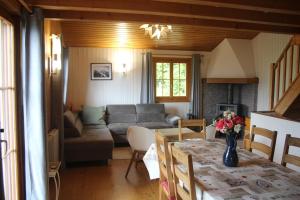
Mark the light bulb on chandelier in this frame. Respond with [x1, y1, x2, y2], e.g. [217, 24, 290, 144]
[140, 24, 172, 40]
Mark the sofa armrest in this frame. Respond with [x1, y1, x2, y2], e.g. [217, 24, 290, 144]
[165, 114, 181, 126]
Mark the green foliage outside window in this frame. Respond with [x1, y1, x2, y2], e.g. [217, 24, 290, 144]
[155, 62, 187, 97]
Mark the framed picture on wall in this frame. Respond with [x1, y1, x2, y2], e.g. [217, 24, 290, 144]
[90, 63, 112, 80]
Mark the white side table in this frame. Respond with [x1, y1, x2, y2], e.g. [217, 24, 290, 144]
[49, 161, 61, 200]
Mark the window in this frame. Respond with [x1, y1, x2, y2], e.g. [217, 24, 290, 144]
[0, 17, 19, 200]
[153, 57, 191, 102]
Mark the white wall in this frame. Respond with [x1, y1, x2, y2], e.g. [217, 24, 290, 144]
[206, 39, 256, 78]
[252, 33, 292, 111]
[67, 48, 145, 110]
[67, 47, 209, 117]
[251, 113, 300, 172]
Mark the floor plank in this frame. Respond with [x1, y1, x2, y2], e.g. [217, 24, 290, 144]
[57, 159, 158, 200]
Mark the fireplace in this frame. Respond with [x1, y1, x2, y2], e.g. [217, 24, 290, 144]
[216, 84, 242, 116]
[216, 103, 241, 116]
[202, 78, 258, 124]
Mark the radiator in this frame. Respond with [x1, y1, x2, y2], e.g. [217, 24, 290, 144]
[47, 129, 59, 163]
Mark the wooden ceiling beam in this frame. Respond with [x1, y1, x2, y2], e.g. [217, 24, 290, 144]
[44, 10, 300, 34]
[0, 0, 21, 15]
[154, 0, 300, 15]
[17, 0, 32, 13]
[30, 0, 300, 27]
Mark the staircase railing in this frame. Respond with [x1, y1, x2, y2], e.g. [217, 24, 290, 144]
[269, 35, 300, 110]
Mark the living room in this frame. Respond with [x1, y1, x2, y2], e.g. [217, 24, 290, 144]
[1, 0, 300, 200]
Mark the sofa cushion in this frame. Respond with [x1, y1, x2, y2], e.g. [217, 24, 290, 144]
[64, 110, 78, 128]
[136, 104, 166, 123]
[64, 118, 83, 138]
[84, 124, 107, 129]
[64, 128, 114, 162]
[137, 122, 174, 129]
[64, 110, 84, 138]
[107, 105, 136, 123]
[82, 105, 105, 125]
[107, 123, 136, 135]
[64, 128, 113, 145]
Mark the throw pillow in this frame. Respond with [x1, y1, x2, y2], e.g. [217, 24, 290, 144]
[74, 118, 83, 136]
[64, 118, 83, 138]
[64, 110, 77, 128]
[82, 105, 105, 124]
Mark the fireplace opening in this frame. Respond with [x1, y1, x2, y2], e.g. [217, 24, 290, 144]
[216, 84, 242, 116]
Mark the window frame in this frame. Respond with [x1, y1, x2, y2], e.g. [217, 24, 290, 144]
[153, 57, 191, 103]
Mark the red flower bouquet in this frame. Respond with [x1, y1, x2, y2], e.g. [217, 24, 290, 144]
[214, 111, 244, 135]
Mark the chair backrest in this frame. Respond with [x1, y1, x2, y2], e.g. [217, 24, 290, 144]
[170, 143, 196, 200]
[243, 129, 251, 151]
[178, 119, 206, 141]
[127, 126, 154, 151]
[155, 131, 175, 198]
[250, 125, 277, 161]
[281, 134, 300, 167]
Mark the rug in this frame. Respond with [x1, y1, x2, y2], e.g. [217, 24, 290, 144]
[112, 147, 132, 160]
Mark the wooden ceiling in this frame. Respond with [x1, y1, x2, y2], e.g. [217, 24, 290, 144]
[26, 0, 300, 50]
[61, 21, 257, 51]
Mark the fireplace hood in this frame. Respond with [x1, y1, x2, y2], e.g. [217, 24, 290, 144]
[206, 38, 256, 79]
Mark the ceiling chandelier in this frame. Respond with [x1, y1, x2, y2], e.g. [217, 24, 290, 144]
[140, 24, 172, 40]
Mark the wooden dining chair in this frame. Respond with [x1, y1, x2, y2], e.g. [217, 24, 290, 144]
[250, 125, 277, 161]
[170, 143, 196, 200]
[178, 119, 206, 141]
[281, 134, 300, 167]
[243, 129, 251, 151]
[155, 131, 175, 200]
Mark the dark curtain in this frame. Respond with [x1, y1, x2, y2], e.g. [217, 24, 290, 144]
[63, 47, 69, 104]
[140, 52, 155, 104]
[21, 8, 48, 199]
[190, 54, 202, 119]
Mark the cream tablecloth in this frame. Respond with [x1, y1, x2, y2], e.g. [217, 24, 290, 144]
[175, 139, 300, 200]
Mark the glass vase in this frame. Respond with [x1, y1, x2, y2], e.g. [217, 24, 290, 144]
[223, 132, 239, 167]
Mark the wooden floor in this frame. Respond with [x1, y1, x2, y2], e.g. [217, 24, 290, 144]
[55, 159, 158, 200]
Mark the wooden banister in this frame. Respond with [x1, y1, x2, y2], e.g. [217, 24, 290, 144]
[283, 52, 287, 94]
[275, 38, 293, 65]
[289, 46, 294, 85]
[269, 35, 300, 111]
[269, 63, 275, 110]
[276, 64, 280, 103]
[297, 45, 300, 75]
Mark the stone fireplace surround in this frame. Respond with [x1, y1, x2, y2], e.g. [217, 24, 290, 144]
[202, 81, 258, 124]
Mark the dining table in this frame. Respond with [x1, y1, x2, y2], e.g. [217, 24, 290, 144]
[173, 138, 300, 200]
[143, 128, 300, 199]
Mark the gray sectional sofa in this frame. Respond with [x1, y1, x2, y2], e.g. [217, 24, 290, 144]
[107, 104, 176, 144]
[63, 109, 114, 163]
[63, 104, 178, 163]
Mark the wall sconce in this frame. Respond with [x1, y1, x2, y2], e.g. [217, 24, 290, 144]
[122, 63, 127, 77]
[50, 34, 61, 75]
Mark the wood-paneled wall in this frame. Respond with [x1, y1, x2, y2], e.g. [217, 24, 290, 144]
[67, 47, 145, 110]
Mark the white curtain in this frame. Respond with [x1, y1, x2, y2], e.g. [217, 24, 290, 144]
[0, 17, 19, 200]
[21, 8, 48, 200]
[63, 47, 69, 104]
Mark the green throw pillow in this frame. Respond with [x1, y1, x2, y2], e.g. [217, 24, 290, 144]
[82, 105, 105, 125]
